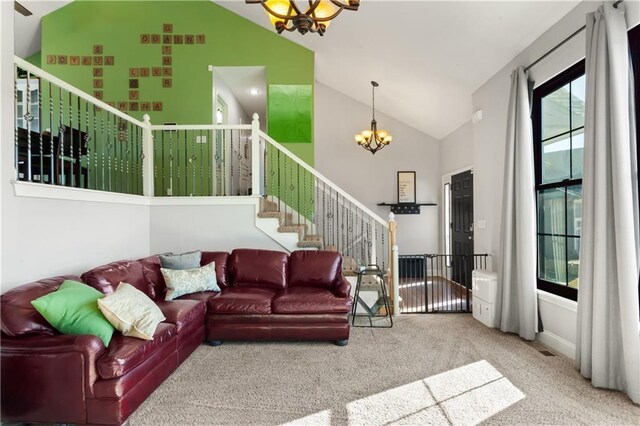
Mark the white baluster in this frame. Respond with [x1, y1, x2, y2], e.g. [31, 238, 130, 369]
[142, 114, 154, 196]
[389, 212, 400, 317]
[251, 113, 261, 196]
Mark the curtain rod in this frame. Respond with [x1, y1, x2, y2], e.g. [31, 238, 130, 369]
[524, 0, 624, 73]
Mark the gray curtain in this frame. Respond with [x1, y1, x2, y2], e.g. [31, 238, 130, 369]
[576, 2, 640, 404]
[498, 67, 538, 341]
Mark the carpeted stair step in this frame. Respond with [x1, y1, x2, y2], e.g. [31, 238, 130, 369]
[298, 234, 324, 249]
[277, 224, 307, 239]
[261, 199, 279, 212]
[257, 211, 293, 226]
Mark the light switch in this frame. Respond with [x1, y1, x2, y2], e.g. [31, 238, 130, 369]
[476, 220, 486, 229]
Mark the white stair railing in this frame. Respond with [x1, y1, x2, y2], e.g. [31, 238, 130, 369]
[147, 123, 253, 197]
[258, 130, 392, 268]
[14, 56, 147, 194]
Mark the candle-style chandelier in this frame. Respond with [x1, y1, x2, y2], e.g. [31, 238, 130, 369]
[245, 0, 360, 36]
[355, 81, 392, 155]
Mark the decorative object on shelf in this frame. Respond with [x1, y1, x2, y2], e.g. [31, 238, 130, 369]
[397, 171, 415, 203]
[378, 171, 437, 214]
[355, 81, 392, 154]
[377, 202, 437, 215]
[246, 0, 359, 36]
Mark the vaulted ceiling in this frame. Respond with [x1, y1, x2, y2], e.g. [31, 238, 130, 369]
[15, 0, 581, 139]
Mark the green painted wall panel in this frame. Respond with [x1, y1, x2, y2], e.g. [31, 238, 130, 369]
[268, 84, 312, 144]
[26, 51, 41, 68]
[39, 0, 315, 191]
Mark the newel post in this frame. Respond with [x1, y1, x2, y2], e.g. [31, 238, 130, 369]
[251, 113, 262, 196]
[142, 114, 154, 197]
[389, 212, 400, 316]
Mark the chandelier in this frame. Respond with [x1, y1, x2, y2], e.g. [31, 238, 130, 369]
[355, 81, 392, 155]
[245, 0, 360, 36]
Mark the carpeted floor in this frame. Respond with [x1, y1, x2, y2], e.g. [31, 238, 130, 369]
[130, 314, 639, 425]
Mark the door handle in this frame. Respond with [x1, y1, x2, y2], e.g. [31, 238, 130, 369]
[468, 236, 472, 240]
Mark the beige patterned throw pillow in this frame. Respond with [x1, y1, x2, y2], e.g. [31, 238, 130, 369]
[97, 282, 165, 340]
[161, 261, 220, 301]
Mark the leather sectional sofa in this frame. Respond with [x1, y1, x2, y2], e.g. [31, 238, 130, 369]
[0, 249, 352, 425]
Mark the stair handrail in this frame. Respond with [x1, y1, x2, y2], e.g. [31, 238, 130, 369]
[14, 56, 145, 128]
[259, 130, 388, 229]
[149, 124, 252, 131]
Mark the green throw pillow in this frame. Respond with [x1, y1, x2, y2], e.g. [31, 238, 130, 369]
[31, 280, 114, 346]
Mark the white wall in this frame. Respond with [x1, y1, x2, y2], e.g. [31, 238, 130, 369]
[1, 197, 151, 290]
[149, 204, 282, 254]
[456, 0, 640, 356]
[0, 1, 12, 288]
[212, 71, 251, 126]
[314, 82, 441, 255]
[440, 120, 473, 177]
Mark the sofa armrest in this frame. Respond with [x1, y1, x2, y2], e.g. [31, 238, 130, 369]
[1, 334, 106, 423]
[334, 277, 351, 298]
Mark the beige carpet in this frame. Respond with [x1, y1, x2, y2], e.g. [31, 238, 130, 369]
[130, 314, 639, 425]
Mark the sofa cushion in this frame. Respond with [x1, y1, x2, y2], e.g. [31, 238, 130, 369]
[154, 299, 205, 333]
[159, 251, 201, 270]
[272, 287, 353, 314]
[288, 251, 342, 289]
[177, 291, 219, 305]
[161, 262, 220, 301]
[208, 287, 277, 315]
[82, 260, 151, 298]
[229, 249, 288, 290]
[97, 283, 166, 340]
[31, 280, 115, 347]
[141, 252, 229, 300]
[97, 323, 176, 380]
[139, 255, 167, 300]
[1, 275, 80, 336]
[201, 251, 230, 289]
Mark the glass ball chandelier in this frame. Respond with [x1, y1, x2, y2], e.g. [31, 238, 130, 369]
[245, 0, 360, 36]
[355, 81, 392, 155]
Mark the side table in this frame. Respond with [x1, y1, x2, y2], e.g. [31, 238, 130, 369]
[351, 265, 393, 328]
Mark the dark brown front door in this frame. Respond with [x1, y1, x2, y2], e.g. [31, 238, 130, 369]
[451, 170, 474, 286]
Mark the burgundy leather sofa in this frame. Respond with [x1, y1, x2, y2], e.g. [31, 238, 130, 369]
[207, 249, 352, 345]
[0, 249, 352, 425]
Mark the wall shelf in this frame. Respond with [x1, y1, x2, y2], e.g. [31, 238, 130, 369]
[377, 202, 437, 215]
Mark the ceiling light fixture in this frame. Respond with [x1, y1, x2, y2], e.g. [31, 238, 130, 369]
[249, 88, 260, 95]
[355, 81, 392, 155]
[245, 0, 360, 36]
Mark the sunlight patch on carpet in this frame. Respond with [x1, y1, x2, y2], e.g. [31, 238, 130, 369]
[281, 360, 525, 426]
[281, 409, 332, 425]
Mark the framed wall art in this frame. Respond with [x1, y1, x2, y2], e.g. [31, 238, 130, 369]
[397, 171, 416, 204]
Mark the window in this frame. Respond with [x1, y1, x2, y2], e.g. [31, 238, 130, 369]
[532, 61, 585, 300]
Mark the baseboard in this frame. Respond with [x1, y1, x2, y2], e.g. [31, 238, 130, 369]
[536, 330, 576, 360]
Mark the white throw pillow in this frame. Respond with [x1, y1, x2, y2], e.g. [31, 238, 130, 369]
[97, 282, 165, 340]
[161, 261, 220, 301]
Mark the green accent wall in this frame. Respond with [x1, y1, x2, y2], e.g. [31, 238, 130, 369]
[40, 0, 314, 169]
[26, 52, 41, 68]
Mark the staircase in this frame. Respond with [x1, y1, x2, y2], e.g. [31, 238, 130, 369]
[253, 131, 393, 276]
[257, 197, 324, 250]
